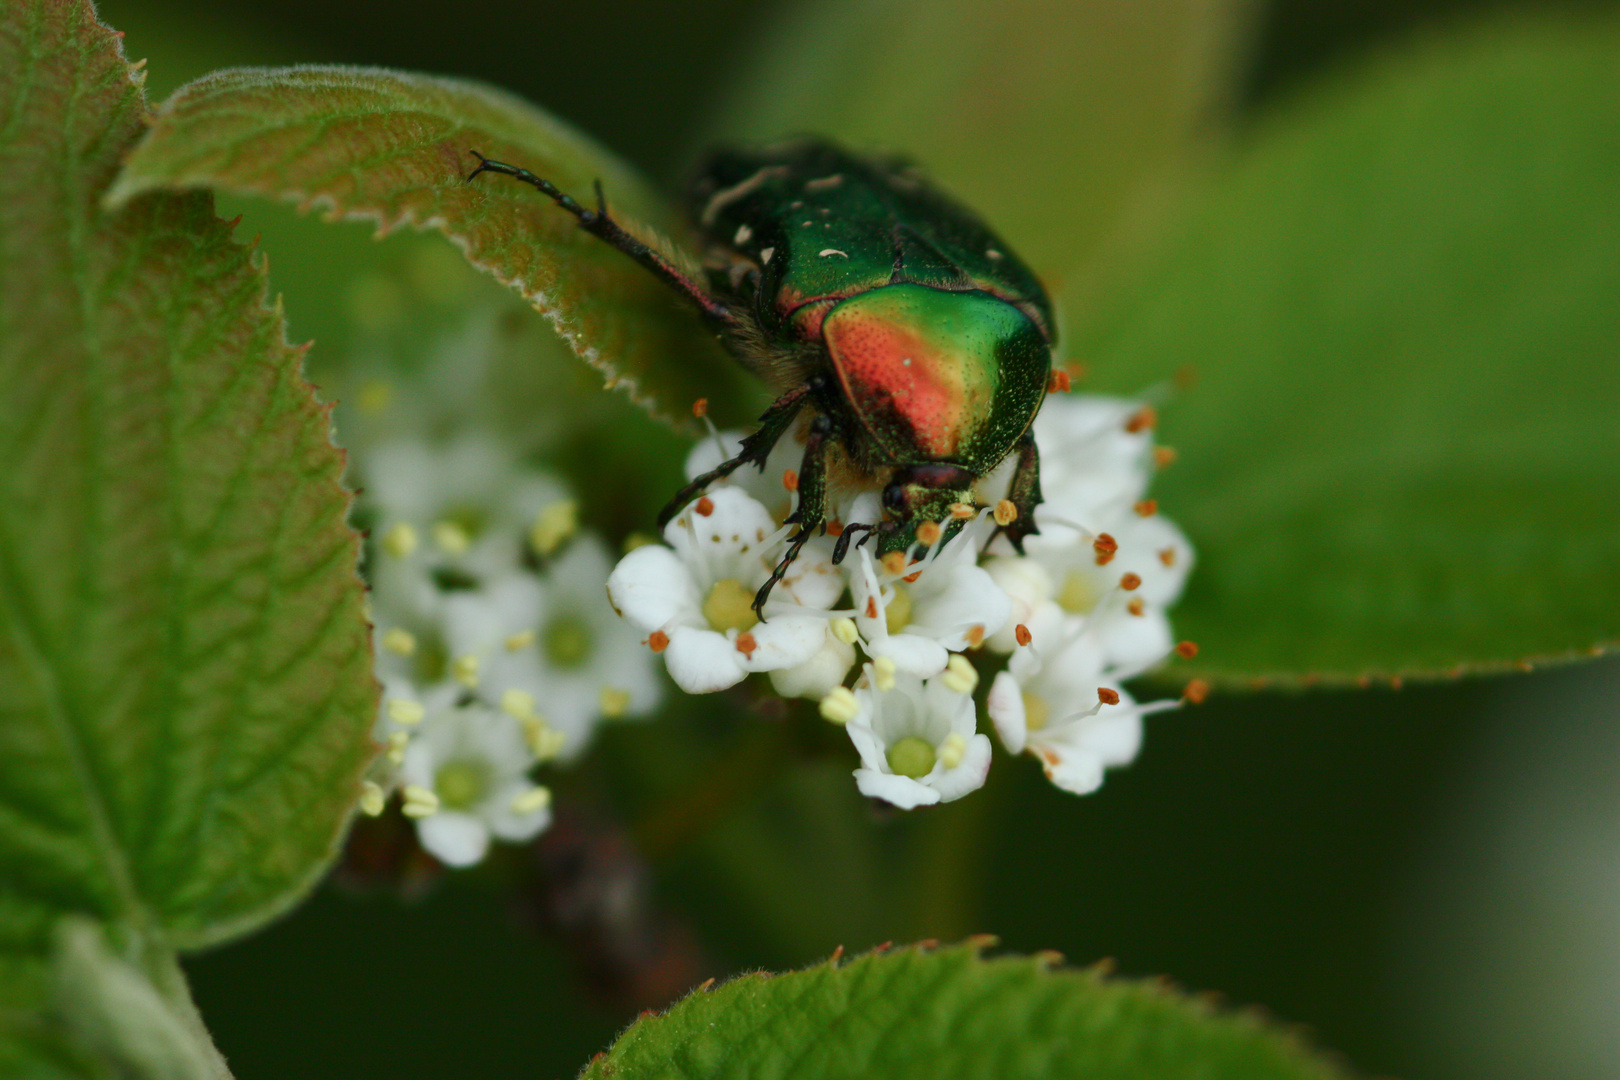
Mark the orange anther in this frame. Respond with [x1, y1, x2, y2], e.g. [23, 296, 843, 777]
[826, 520, 844, 537]
[966, 624, 985, 648]
[695, 496, 714, 516]
[1047, 369, 1071, 394]
[647, 631, 669, 653]
[1126, 598, 1145, 616]
[782, 469, 799, 492]
[916, 520, 942, 546]
[692, 398, 708, 418]
[994, 499, 1018, 526]
[1153, 446, 1178, 468]
[1125, 406, 1157, 433]
[1120, 573, 1142, 591]
[735, 632, 758, 657]
[1159, 547, 1177, 567]
[1134, 499, 1158, 517]
[881, 551, 907, 575]
[1183, 678, 1209, 704]
[949, 502, 976, 520]
[1014, 623, 1032, 647]
[1097, 687, 1121, 706]
[1176, 640, 1199, 659]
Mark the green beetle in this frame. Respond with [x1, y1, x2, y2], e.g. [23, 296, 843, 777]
[469, 139, 1052, 613]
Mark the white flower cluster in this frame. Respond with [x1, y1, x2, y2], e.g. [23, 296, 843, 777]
[355, 430, 663, 867]
[606, 392, 1197, 808]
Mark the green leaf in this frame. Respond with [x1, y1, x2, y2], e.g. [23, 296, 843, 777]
[579, 941, 1348, 1080]
[106, 65, 753, 428]
[1077, 15, 1620, 686]
[711, 0, 1255, 322]
[0, 0, 372, 1021]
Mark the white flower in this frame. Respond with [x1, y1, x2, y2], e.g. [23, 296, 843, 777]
[985, 606, 1177, 795]
[850, 523, 1011, 677]
[606, 487, 841, 694]
[1027, 395, 1157, 527]
[769, 622, 857, 700]
[845, 669, 993, 809]
[398, 700, 551, 868]
[442, 535, 661, 760]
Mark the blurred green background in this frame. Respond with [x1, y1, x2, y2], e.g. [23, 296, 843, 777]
[102, 1, 1618, 1077]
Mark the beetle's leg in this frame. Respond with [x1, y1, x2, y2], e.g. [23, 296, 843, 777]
[656, 379, 817, 529]
[994, 429, 1043, 553]
[467, 151, 735, 326]
[831, 523, 875, 565]
[754, 414, 834, 616]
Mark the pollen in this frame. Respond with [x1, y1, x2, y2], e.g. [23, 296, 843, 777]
[1014, 623, 1033, 647]
[510, 786, 552, 816]
[530, 499, 579, 556]
[939, 733, 968, 770]
[949, 502, 976, 520]
[994, 500, 1018, 526]
[500, 688, 537, 720]
[831, 617, 859, 645]
[819, 686, 859, 725]
[1047, 368, 1072, 394]
[504, 629, 536, 652]
[1097, 687, 1121, 706]
[873, 656, 897, 691]
[387, 698, 425, 725]
[451, 654, 479, 688]
[359, 780, 386, 817]
[647, 630, 669, 653]
[1134, 499, 1158, 517]
[692, 397, 709, 418]
[1183, 679, 1210, 705]
[433, 520, 471, 555]
[695, 496, 715, 517]
[782, 469, 799, 492]
[881, 551, 908, 575]
[735, 632, 759, 657]
[400, 785, 439, 818]
[1154, 446, 1178, 468]
[1176, 640, 1200, 659]
[944, 654, 979, 694]
[916, 520, 943, 546]
[382, 627, 417, 657]
[382, 521, 419, 560]
[1120, 573, 1142, 591]
[1125, 406, 1157, 433]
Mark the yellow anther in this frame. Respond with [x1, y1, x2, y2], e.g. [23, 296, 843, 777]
[504, 629, 537, 652]
[432, 520, 471, 555]
[451, 653, 480, 689]
[939, 733, 968, 770]
[521, 717, 567, 762]
[386, 730, 410, 765]
[994, 500, 1018, 526]
[400, 785, 439, 818]
[830, 617, 859, 645]
[943, 655, 979, 695]
[530, 499, 579, 557]
[509, 786, 553, 816]
[600, 687, 630, 717]
[381, 627, 417, 657]
[819, 686, 859, 725]
[359, 780, 387, 817]
[382, 522, 418, 560]
[872, 656, 897, 692]
[387, 698, 425, 725]
[499, 688, 536, 720]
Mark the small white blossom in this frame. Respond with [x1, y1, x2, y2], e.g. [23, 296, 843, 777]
[606, 487, 841, 694]
[769, 622, 858, 700]
[398, 700, 551, 868]
[985, 605, 1177, 795]
[845, 669, 993, 809]
[443, 535, 661, 760]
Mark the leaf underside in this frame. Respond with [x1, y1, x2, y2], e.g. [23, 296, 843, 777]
[580, 941, 1348, 1080]
[107, 64, 755, 429]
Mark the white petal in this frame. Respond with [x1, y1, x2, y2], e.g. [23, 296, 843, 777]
[1096, 606, 1174, 672]
[663, 487, 780, 586]
[769, 628, 856, 700]
[982, 556, 1055, 652]
[663, 625, 747, 693]
[416, 812, 491, 868]
[607, 545, 701, 631]
[844, 718, 890, 773]
[911, 564, 1013, 651]
[986, 671, 1029, 754]
[1041, 749, 1107, 796]
[775, 539, 846, 610]
[739, 615, 827, 673]
[854, 768, 942, 810]
[928, 734, 993, 803]
[485, 780, 554, 841]
[870, 634, 949, 678]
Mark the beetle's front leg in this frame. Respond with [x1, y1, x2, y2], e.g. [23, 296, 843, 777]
[657, 379, 817, 529]
[997, 429, 1043, 553]
[753, 413, 834, 616]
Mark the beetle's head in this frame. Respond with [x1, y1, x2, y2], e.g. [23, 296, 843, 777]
[878, 462, 977, 554]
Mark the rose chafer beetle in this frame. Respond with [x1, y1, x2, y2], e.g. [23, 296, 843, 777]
[468, 139, 1052, 614]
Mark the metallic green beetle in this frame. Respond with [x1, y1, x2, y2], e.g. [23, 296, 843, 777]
[469, 139, 1052, 613]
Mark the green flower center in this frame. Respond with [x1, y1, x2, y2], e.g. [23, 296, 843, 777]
[884, 585, 913, 635]
[1023, 692, 1050, 732]
[543, 613, 594, 669]
[1057, 569, 1098, 615]
[703, 578, 759, 634]
[435, 759, 490, 811]
[887, 736, 937, 779]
